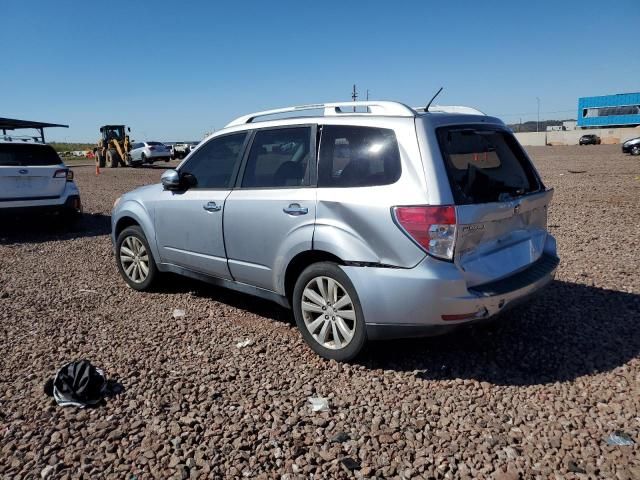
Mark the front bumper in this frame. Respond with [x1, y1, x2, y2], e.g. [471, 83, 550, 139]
[342, 237, 559, 340]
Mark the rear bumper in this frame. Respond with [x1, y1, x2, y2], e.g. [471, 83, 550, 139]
[145, 151, 170, 160]
[342, 235, 559, 340]
[0, 194, 81, 216]
[0, 182, 81, 215]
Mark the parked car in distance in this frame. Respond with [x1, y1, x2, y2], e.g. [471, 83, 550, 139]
[129, 141, 171, 165]
[621, 137, 640, 156]
[166, 144, 175, 159]
[0, 140, 81, 221]
[172, 142, 198, 160]
[579, 134, 601, 145]
[111, 101, 559, 361]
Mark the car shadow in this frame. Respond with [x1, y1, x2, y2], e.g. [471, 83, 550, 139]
[0, 212, 111, 245]
[355, 280, 639, 386]
[154, 273, 293, 324]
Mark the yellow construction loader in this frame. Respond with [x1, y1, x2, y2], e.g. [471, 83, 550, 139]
[94, 125, 132, 168]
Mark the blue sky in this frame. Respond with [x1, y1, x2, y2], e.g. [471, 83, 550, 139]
[2, 0, 638, 142]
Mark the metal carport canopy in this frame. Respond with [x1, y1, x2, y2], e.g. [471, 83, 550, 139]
[0, 117, 69, 143]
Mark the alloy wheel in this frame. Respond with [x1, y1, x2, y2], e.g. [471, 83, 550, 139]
[301, 276, 357, 350]
[119, 236, 149, 283]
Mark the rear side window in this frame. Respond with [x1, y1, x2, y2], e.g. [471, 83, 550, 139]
[436, 126, 542, 204]
[180, 133, 246, 188]
[318, 125, 401, 187]
[147, 141, 163, 146]
[0, 144, 61, 166]
[241, 127, 311, 188]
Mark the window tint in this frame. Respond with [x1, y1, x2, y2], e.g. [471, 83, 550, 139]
[318, 125, 401, 188]
[180, 133, 246, 188]
[0, 144, 61, 166]
[436, 126, 542, 205]
[147, 141, 163, 146]
[241, 127, 311, 188]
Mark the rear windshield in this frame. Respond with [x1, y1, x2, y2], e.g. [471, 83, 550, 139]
[0, 143, 61, 166]
[436, 126, 543, 204]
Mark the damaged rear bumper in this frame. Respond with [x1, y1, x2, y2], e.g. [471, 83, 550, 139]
[342, 238, 559, 341]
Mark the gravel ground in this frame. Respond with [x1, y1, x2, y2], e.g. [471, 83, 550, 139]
[1, 145, 638, 479]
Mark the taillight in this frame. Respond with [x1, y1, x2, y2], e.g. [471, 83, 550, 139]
[54, 169, 74, 181]
[393, 205, 457, 260]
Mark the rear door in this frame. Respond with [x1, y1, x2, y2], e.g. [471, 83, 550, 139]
[0, 143, 67, 201]
[436, 126, 552, 287]
[224, 126, 316, 292]
[153, 132, 248, 279]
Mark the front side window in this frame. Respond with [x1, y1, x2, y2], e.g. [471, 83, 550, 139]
[241, 127, 311, 188]
[180, 133, 246, 188]
[318, 125, 401, 187]
[437, 126, 542, 204]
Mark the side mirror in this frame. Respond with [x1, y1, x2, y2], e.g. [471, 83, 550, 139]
[161, 169, 181, 190]
[127, 127, 131, 132]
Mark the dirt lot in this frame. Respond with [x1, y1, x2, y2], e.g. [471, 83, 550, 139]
[1, 145, 638, 479]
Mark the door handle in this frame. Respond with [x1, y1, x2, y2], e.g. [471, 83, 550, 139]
[283, 203, 308, 216]
[203, 201, 222, 212]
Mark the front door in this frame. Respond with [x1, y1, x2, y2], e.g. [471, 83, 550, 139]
[224, 126, 316, 292]
[154, 132, 248, 279]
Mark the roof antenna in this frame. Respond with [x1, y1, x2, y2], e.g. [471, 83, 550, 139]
[425, 87, 443, 112]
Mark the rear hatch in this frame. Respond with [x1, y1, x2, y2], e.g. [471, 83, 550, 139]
[436, 125, 553, 287]
[0, 143, 67, 200]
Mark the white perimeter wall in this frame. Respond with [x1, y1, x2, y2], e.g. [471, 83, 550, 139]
[515, 126, 640, 146]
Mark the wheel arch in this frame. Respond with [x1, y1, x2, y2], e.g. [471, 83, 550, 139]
[283, 250, 345, 303]
[112, 201, 160, 265]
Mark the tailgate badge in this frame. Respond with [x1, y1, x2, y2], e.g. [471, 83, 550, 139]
[19, 169, 28, 175]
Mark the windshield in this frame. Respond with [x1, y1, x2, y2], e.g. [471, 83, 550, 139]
[437, 126, 543, 204]
[0, 143, 61, 166]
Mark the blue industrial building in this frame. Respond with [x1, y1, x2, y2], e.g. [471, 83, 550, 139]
[577, 92, 640, 128]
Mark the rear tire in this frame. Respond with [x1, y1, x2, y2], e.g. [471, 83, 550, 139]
[107, 149, 119, 168]
[116, 225, 158, 291]
[631, 146, 640, 156]
[293, 262, 367, 361]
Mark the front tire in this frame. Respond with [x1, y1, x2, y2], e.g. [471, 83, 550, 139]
[116, 226, 158, 291]
[293, 262, 367, 361]
[631, 146, 640, 156]
[107, 149, 119, 168]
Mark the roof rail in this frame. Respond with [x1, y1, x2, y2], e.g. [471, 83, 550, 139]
[225, 101, 416, 127]
[414, 105, 486, 115]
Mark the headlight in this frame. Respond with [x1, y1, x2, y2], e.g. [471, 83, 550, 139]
[113, 196, 122, 209]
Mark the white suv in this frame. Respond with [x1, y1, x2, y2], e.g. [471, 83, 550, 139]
[0, 141, 81, 220]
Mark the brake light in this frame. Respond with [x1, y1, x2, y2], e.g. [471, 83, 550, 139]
[393, 205, 457, 260]
[53, 169, 74, 181]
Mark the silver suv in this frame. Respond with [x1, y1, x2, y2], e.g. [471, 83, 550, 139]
[111, 101, 559, 361]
